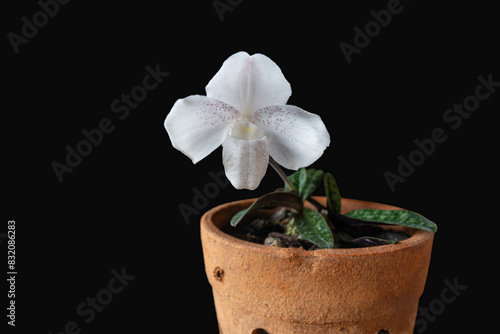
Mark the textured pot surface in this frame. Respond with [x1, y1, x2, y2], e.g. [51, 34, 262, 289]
[201, 198, 434, 334]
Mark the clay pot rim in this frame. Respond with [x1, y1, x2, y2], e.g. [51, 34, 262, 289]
[201, 197, 434, 258]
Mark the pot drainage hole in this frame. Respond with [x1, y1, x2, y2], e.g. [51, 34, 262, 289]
[213, 266, 224, 282]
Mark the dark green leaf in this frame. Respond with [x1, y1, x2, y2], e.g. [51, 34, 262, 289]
[284, 168, 302, 193]
[324, 173, 341, 213]
[294, 208, 334, 249]
[298, 168, 307, 195]
[230, 192, 303, 227]
[301, 169, 324, 202]
[344, 209, 438, 233]
[329, 211, 386, 238]
[284, 170, 299, 193]
[285, 168, 324, 202]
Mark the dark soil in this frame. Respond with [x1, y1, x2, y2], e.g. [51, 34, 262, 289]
[224, 208, 409, 250]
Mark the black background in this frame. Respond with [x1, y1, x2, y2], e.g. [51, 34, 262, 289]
[3, 0, 498, 333]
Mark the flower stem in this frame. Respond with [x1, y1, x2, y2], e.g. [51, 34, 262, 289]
[269, 157, 295, 192]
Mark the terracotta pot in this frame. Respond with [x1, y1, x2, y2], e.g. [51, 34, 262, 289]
[201, 197, 434, 334]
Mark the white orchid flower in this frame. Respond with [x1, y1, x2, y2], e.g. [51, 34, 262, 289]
[164, 51, 330, 190]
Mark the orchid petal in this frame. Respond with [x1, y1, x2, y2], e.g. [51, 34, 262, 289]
[253, 105, 330, 170]
[222, 135, 269, 190]
[164, 95, 240, 164]
[206, 51, 292, 114]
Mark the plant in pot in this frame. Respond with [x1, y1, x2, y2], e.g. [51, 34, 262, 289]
[164, 51, 437, 334]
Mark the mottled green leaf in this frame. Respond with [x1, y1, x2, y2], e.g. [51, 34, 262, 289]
[344, 209, 437, 233]
[294, 208, 334, 249]
[301, 169, 324, 201]
[298, 168, 307, 195]
[324, 173, 341, 213]
[284, 170, 298, 192]
[285, 168, 324, 202]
